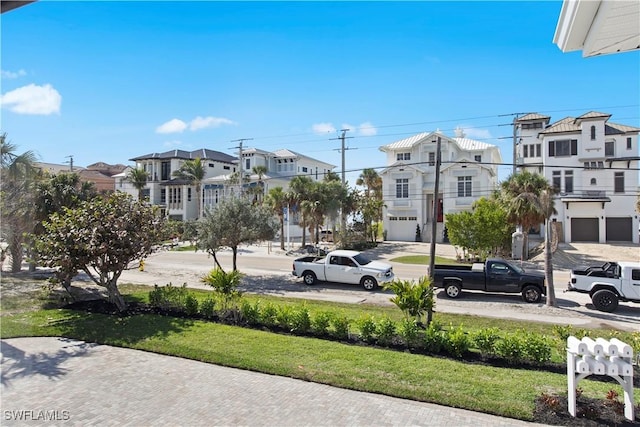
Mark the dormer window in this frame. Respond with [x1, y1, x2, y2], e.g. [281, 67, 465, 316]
[590, 125, 596, 140]
[396, 152, 410, 161]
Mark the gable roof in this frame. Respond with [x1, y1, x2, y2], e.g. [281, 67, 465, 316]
[130, 148, 237, 163]
[516, 113, 551, 122]
[577, 111, 611, 120]
[380, 132, 497, 153]
[540, 114, 640, 135]
[379, 132, 432, 151]
[539, 117, 581, 134]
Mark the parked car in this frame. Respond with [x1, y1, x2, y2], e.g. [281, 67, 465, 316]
[292, 249, 393, 290]
[432, 259, 546, 303]
[568, 261, 640, 312]
[319, 229, 333, 242]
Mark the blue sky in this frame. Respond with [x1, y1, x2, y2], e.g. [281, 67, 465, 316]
[2, 1, 639, 185]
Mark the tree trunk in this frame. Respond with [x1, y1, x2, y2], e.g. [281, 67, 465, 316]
[544, 219, 556, 307]
[9, 240, 22, 273]
[105, 279, 127, 312]
[232, 246, 238, 271]
[301, 219, 307, 247]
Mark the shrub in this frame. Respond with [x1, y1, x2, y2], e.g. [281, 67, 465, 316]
[148, 283, 189, 311]
[472, 327, 501, 358]
[199, 297, 216, 318]
[311, 311, 332, 335]
[201, 268, 244, 311]
[276, 305, 293, 329]
[331, 315, 350, 340]
[424, 321, 446, 353]
[376, 317, 396, 346]
[522, 332, 552, 364]
[398, 318, 421, 348]
[259, 303, 278, 327]
[384, 276, 434, 326]
[444, 324, 470, 358]
[290, 306, 311, 334]
[495, 334, 524, 364]
[184, 294, 199, 316]
[240, 300, 261, 325]
[357, 315, 377, 343]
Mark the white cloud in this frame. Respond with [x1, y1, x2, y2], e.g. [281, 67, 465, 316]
[1, 69, 27, 79]
[189, 116, 236, 131]
[358, 122, 377, 136]
[312, 122, 336, 134]
[0, 83, 61, 115]
[156, 118, 188, 134]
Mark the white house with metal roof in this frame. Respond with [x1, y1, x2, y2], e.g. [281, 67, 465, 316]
[379, 128, 502, 242]
[130, 149, 237, 221]
[515, 111, 640, 243]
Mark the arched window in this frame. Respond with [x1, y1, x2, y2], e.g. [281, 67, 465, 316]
[590, 125, 596, 140]
[590, 178, 596, 185]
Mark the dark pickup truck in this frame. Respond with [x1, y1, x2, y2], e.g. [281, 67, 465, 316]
[432, 258, 546, 303]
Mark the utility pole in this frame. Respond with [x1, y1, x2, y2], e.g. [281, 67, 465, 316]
[231, 138, 253, 195]
[427, 136, 441, 325]
[65, 155, 74, 171]
[330, 129, 353, 237]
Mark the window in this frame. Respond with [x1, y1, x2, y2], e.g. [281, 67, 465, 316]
[590, 125, 596, 140]
[457, 176, 472, 197]
[523, 145, 529, 158]
[474, 155, 481, 162]
[187, 188, 192, 201]
[245, 159, 250, 170]
[590, 178, 596, 185]
[564, 170, 573, 194]
[632, 269, 640, 281]
[160, 189, 166, 203]
[535, 144, 541, 157]
[209, 163, 215, 168]
[605, 141, 615, 157]
[549, 139, 577, 157]
[627, 137, 632, 150]
[614, 172, 624, 193]
[302, 167, 308, 173]
[161, 161, 171, 180]
[428, 152, 435, 166]
[396, 152, 411, 161]
[521, 122, 542, 130]
[223, 165, 230, 170]
[552, 171, 561, 192]
[395, 178, 409, 198]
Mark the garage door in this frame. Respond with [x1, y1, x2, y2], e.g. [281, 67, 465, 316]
[606, 217, 632, 242]
[571, 218, 599, 242]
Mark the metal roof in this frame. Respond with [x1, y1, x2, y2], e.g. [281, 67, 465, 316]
[577, 111, 612, 120]
[379, 132, 431, 151]
[516, 113, 551, 122]
[130, 148, 236, 163]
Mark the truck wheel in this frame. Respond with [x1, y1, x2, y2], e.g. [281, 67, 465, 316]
[592, 289, 619, 313]
[361, 276, 377, 291]
[302, 271, 317, 286]
[445, 283, 461, 299]
[521, 285, 542, 303]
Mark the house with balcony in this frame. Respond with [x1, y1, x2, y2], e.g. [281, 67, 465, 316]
[130, 149, 237, 221]
[379, 128, 502, 242]
[515, 111, 640, 243]
[202, 148, 336, 241]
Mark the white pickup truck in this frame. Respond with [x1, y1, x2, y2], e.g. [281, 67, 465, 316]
[567, 261, 640, 312]
[292, 249, 394, 290]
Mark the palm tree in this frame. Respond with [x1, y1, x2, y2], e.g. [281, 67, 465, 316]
[289, 175, 314, 246]
[250, 165, 268, 204]
[1, 133, 38, 272]
[125, 167, 150, 201]
[266, 186, 288, 250]
[499, 170, 558, 306]
[173, 158, 206, 219]
[356, 168, 383, 240]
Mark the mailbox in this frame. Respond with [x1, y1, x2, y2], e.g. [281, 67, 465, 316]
[567, 336, 635, 421]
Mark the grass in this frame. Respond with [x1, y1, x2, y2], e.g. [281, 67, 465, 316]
[389, 255, 464, 265]
[1, 280, 638, 422]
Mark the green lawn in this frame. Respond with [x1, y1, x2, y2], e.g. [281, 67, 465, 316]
[1, 281, 638, 422]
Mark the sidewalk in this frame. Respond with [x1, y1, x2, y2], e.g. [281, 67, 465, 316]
[1, 337, 551, 427]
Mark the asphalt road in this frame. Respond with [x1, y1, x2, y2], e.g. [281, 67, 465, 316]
[118, 244, 640, 332]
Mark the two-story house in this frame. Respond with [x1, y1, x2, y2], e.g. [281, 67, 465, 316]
[130, 149, 237, 221]
[516, 111, 640, 243]
[379, 128, 502, 242]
